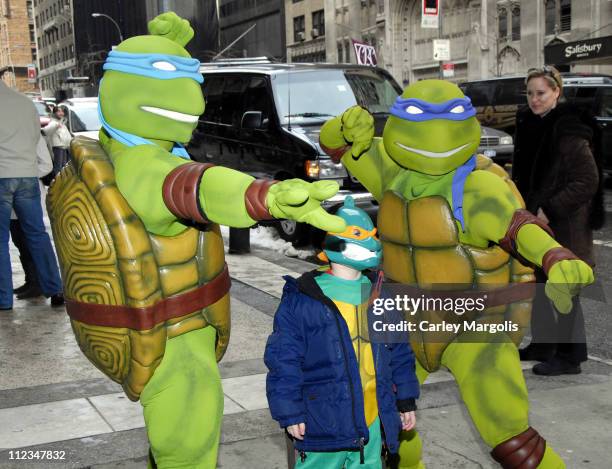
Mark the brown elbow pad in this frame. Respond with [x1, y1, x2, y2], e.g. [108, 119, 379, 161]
[162, 162, 214, 224]
[498, 209, 554, 262]
[245, 179, 277, 221]
[491, 427, 546, 469]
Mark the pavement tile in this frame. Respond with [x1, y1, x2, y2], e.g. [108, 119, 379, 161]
[225, 253, 299, 298]
[88, 394, 145, 433]
[223, 395, 245, 415]
[0, 398, 112, 449]
[221, 373, 268, 411]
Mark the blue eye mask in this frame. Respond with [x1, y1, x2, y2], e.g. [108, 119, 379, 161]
[390, 97, 476, 122]
[103, 50, 204, 83]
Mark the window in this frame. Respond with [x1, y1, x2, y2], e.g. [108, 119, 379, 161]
[312, 10, 325, 37]
[545, 0, 570, 35]
[598, 88, 612, 117]
[545, 0, 556, 35]
[202, 76, 248, 126]
[293, 15, 305, 42]
[511, 7, 520, 41]
[560, 0, 571, 32]
[498, 8, 507, 40]
[337, 43, 343, 63]
[243, 77, 271, 127]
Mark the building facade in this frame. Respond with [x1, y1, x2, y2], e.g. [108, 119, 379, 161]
[0, 0, 37, 92]
[284, 0, 612, 85]
[219, 0, 285, 60]
[33, 0, 151, 99]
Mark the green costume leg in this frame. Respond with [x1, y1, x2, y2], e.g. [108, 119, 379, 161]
[441, 334, 565, 468]
[397, 363, 428, 469]
[140, 327, 222, 469]
[295, 417, 383, 469]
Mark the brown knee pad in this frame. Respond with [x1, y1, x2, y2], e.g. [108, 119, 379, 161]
[491, 427, 546, 468]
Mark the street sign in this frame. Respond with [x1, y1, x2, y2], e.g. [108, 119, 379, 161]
[27, 64, 37, 83]
[545, 35, 612, 64]
[433, 39, 450, 61]
[442, 62, 455, 78]
[422, 0, 439, 29]
[352, 39, 377, 66]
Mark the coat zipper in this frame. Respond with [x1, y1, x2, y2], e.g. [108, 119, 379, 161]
[330, 305, 363, 455]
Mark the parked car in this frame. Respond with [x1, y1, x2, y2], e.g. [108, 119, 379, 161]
[478, 126, 514, 166]
[189, 61, 399, 244]
[32, 99, 51, 128]
[56, 97, 101, 140]
[459, 74, 612, 174]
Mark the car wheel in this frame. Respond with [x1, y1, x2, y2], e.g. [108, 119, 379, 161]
[276, 220, 311, 247]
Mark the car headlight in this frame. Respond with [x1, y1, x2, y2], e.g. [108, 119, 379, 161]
[500, 136, 513, 145]
[305, 159, 348, 179]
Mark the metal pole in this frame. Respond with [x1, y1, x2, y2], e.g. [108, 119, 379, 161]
[213, 23, 256, 60]
[228, 227, 251, 254]
[91, 13, 124, 42]
[438, 4, 443, 79]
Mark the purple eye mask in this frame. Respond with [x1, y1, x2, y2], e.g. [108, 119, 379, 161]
[390, 97, 476, 122]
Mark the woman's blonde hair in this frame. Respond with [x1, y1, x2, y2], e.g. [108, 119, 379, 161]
[526, 65, 563, 95]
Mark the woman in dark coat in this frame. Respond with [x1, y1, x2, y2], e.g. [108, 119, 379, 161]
[512, 65, 600, 375]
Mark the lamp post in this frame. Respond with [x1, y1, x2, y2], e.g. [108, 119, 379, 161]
[91, 13, 123, 43]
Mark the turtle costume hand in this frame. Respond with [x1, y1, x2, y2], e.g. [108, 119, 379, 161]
[267, 179, 345, 233]
[318, 79, 590, 469]
[546, 259, 594, 313]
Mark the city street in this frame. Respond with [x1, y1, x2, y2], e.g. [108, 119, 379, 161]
[0, 199, 611, 469]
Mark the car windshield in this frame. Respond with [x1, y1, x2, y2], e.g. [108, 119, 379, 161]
[33, 101, 48, 116]
[271, 69, 401, 125]
[67, 105, 101, 132]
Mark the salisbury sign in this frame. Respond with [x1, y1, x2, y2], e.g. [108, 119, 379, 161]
[545, 36, 612, 64]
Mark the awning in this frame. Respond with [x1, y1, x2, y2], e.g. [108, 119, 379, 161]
[545, 35, 612, 64]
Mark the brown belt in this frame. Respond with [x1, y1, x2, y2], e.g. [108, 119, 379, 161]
[66, 264, 231, 330]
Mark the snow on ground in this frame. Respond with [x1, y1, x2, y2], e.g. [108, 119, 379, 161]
[220, 225, 316, 260]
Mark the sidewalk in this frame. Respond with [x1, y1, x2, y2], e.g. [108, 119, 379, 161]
[1, 241, 610, 468]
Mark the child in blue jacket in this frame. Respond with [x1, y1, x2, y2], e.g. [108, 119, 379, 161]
[265, 197, 420, 468]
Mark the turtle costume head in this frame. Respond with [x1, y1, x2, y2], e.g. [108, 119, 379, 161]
[383, 79, 481, 175]
[98, 12, 204, 150]
[318, 196, 381, 270]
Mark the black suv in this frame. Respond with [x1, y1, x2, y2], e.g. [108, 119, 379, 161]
[188, 61, 401, 244]
[459, 74, 612, 174]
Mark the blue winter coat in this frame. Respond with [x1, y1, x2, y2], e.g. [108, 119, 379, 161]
[264, 270, 420, 454]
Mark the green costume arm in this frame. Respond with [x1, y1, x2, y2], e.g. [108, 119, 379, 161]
[463, 171, 560, 260]
[200, 166, 257, 227]
[113, 146, 188, 236]
[113, 146, 258, 235]
[464, 171, 593, 313]
[320, 109, 399, 202]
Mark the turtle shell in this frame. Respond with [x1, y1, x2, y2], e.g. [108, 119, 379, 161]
[47, 136, 230, 400]
[377, 155, 535, 372]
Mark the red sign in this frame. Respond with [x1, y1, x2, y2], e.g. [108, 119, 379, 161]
[442, 62, 455, 78]
[27, 64, 37, 83]
[423, 0, 439, 14]
[351, 39, 377, 66]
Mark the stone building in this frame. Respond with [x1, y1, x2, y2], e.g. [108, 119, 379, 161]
[0, 0, 37, 92]
[284, 0, 612, 84]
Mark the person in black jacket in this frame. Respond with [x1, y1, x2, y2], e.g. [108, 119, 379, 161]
[512, 65, 599, 375]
